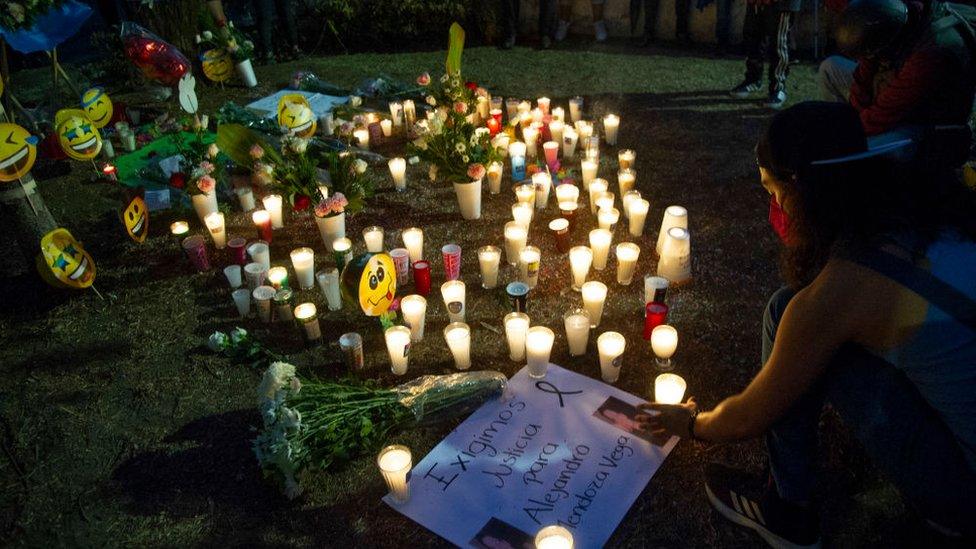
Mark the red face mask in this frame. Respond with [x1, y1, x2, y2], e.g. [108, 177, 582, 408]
[768, 194, 791, 243]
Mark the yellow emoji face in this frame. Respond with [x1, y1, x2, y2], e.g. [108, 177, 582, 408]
[0, 123, 37, 182]
[37, 228, 96, 289]
[277, 94, 317, 138]
[357, 253, 397, 316]
[81, 87, 114, 129]
[121, 191, 148, 243]
[56, 109, 102, 161]
[201, 48, 233, 83]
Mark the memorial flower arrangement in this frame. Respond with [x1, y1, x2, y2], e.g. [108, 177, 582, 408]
[139, 129, 226, 196]
[196, 19, 255, 63]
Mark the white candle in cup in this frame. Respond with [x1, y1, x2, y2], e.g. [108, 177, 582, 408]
[514, 183, 535, 204]
[616, 242, 641, 285]
[519, 246, 542, 288]
[509, 141, 527, 170]
[629, 199, 650, 237]
[333, 237, 353, 270]
[204, 212, 226, 249]
[385, 325, 412, 375]
[589, 229, 613, 271]
[581, 281, 608, 328]
[525, 326, 555, 379]
[444, 322, 472, 370]
[512, 202, 534, 229]
[603, 114, 620, 145]
[504, 312, 530, 362]
[652, 324, 679, 370]
[402, 99, 416, 125]
[562, 127, 578, 158]
[576, 120, 594, 141]
[622, 190, 641, 219]
[523, 127, 540, 159]
[569, 96, 583, 122]
[478, 245, 501, 289]
[537, 96, 551, 114]
[401, 227, 423, 263]
[658, 226, 692, 284]
[224, 265, 243, 288]
[377, 445, 412, 503]
[380, 119, 392, 137]
[294, 302, 321, 342]
[262, 194, 284, 229]
[569, 246, 593, 291]
[617, 168, 636, 195]
[504, 221, 528, 266]
[440, 280, 466, 323]
[363, 226, 385, 253]
[555, 183, 579, 204]
[388, 158, 407, 191]
[581, 158, 598, 188]
[253, 285, 276, 323]
[535, 525, 574, 549]
[552, 106, 565, 122]
[655, 373, 687, 404]
[564, 308, 591, 356]
[656, 205, 689, 255]
[549, 120, 565, 149]
[400, 295, 427, 342]
[316, 268, 342, 311]
[487, 161, 503, 194]
[290, 247, 315, 289]
[618, 149, 636, 170]
[597, 331, 626, 383]
[267, 266, 288, 289]
[232, 288, 251, 318]
[170, 220, 189, 237]
[595, 192, 615, 213]
[598, 207, 620, 231]
[235, 187, 256, 211]
[247, 241, 271, 270]
[353, 128, 370, 148]
[531, 172, 552, 210]
[588, 178, 607, 214]
[389, 101, 403, 126]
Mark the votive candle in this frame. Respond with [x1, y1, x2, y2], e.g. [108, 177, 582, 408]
[268, 266, 288, 290]
[515, 183, 535, 205]
[535, 525, 574, 549]
[618, 149, 636, 170]
[509, 141, 527, 181]
[651, 324, 679, 370]
[487, 161, 503, 194]
[380, 119, 392, 137]
[478, 245, 501, 289]
[581, 281, 608, 327]
[389, 158, 407, 191]
[354, 128, 370, 148]
[597, 331, 626, 383]
[401, 227, 423, 263]
[512, 202, 534, 229]
[290, 247, 315, 289]
[555, 183, 579, 204]
[440, 280, 466, 323]
[532, 172, 552, 210]
[603, 114, 620, 146]
[262, 195, 284, 229]
[658, 226, 692, 284]
[377, 445, 412, 503]
[235, 187, 256, 211]
[656, 205, 689, 256]
[588, 178, 608, 215]
[569, 246, 593, 291]
[385, 326, 412, 375]
[589, 229, 613, 271]
[564, 308, 591, 356]
[252, 209, 273, 242]
[629, 198, 650, 237]
[525, 326, 555, 379]
[519, 246, 542, 288]
[618, 168, 636, 195]
[294, 302, 321, 342]
[504, 221, 528, 266]
[204, 212, 226, 249]
[444, 322, 472, 370]
[655, 373, 687, 404]
[316, 268, 342, 311]
[504, 312, 530, 362]
[363, 226, 385, 253]
[581, 158, 598, 188]
[616, 242, 641, 285]
[598, 207, 620, 231]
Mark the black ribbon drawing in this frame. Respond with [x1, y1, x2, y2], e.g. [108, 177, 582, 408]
[535, 381, 583, 408]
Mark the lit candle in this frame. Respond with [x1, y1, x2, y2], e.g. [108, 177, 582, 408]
[490, 107, 503, 124]
[268, 266, 289, 290]
[235, 187, 256, 211]
[543, 141, 559, 169]
[444, 322, 472, 370]
[651, 325, 679, 371]
[644, 302, 669, 341]
[399, 294, 427, 342]
[519, 246, 542, 289]
[486, 116, 501, 137]
[658, 226, 692, 284]
[537, 96, 551, 114]
[294, 302, 321, 342]
[569, 246, 593, 291]
[514, 183, 535, 205]
[377, 445, 412, 503]
[581, 158, 598, 189]
[389, 101, 403, 127]
[252, 209, 273, 242]
[477, 95, 490, 119]
[576, 120, 594, 141]
[584, 136, 600, 162]
[603, 114, 620, 145]
[247, 241, 271, 270]
[645, 275, 669, 305]
[655, 373, 687, 405]
[595, 192, 615, 213]
[616, 242, 641, 285]
[289, 247, 315, 290]
[170, 220, 189, 239]
[581, 281, 608, 328]
[618, 149, 636, 170]
[380, 119, 392, 137]
[552, 106, 565, 122]
[401, 227, 423, 263]
[385, 325, 412, 375]
[505, 97, 519, 120]
[549, 218, 571, 253]
[509, 141, 527, 181]
[629, 198, 650, 237]
[487, 161, 503, 194]
[504, 312, 530, 362]
[512, 201, 534, 229]
[440, 280, 466, 323]
[353, 128, 369, 148]
[569, 96, 584, 122]
[531, 108, 544, 125]
[563, 308, 591, 356]
[333, 237, 353, 271]
[555, 183, 579, 204]
[252, 285, 276, 323]
[388, 157, 407, 191]
[589, 229, 613, 271]
[532, 171, 552, 209]
[549, 121, 565, 150]
[525, 326, 555, 379]
[656, 205, 689, 255]
[597, 207, 620, 231]
[363, 226, 385, 253]
[588, 178, 607, 215]
[617, 168, 635, 195]
[478, 245, 501, 289]
[597, 331, 626, 383]
[504, 221, 528, 266]
[523, 126, 540, 159]
[559, 201, 579, 228]
[316, 268, 343, 311]
[262, 195, 284, 229]
[562, 127, 578, 158]
[535, 525, 574, 549]
[622, 190, 641, 220]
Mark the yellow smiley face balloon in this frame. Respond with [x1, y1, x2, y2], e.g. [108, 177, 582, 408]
[121, 190, 148, 243]
[201, 48, 233, 83]
[36, 228, 96, 289]
[341, 252, 397, 316]
[55, 109, 102, 161]
[277, 94, 317, 138]
[0, 123, 38, 182]
[80, 87, 114, 129]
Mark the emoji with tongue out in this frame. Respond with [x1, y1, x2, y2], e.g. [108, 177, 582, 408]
[0, 123, 38, 182]
[341, 252, 397, 316]
[37, 228, 97, 289]
[277, 94, 317, 139]
[55, 109, 103, 161]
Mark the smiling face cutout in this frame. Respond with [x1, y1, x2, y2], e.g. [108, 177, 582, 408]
[0, 123, 37, 181]
[37, 228, 96, 289]
[201, 48, 233, 83]
[121, 190, 148, 243]
[277, 94, 317, 138]
[55, 109, 102, 161]
[358, 253, 397, 316]
[81, 87, 114, 129]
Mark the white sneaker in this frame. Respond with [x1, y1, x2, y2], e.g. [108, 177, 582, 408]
[594, 20, 608, 42]
[555, 20, 570, 42]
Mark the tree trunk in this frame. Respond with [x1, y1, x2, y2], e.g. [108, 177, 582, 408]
[0, 176, 58, 264]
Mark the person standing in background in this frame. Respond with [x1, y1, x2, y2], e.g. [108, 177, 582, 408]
[252, 0, 301, 62]
[501, 0, 558, 49]
[632, 0, 692, 45]
[554, 0, 611, 43]
[729, 0, 801, 109]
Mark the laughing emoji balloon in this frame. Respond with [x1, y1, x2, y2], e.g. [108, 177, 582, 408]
[341, 252, 397, 316]
[56, 109, 102, 161]
[37, 228, 96, 289]
[201, 48, 233, 83]
[81, 87, 114, 129]
[0, 123, 38, 182]
[120, 189, 148, 243]
[277, 94, 316, 138]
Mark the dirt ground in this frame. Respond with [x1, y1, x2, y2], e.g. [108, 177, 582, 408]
[0, 44, 935, 547]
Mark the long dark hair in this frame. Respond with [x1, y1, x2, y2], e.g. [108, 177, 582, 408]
[758, 102, 976, 288]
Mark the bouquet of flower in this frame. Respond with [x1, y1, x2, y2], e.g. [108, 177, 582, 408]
[207, 328, 281, 369]
[196, 19, 255, 63]
[253, 362, 507, 498]
[137, 129, 225, 196]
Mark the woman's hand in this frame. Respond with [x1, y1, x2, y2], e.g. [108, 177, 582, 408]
[636, 398, 698, 439]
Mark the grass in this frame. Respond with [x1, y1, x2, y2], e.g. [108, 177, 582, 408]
[0, 42, 924, 547]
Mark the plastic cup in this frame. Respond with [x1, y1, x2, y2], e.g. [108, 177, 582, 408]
[231, 288, 251, 318]
[413, 260, 431, 296]
[549, 218, 571, 253]
[339, 332, 365, 370]
[316, 268, 342, 311]
[252, 285, 276, 323]
[227, 237, 248, 266]
[525, 326, 555, 379]
[390, 248, 410, 286]
[223, 265, 243, 288]
[247, 240, 270, 270]
[181, 235, 210, 272]
[244, 262, 269, 290]
[441, 244, 462, 281]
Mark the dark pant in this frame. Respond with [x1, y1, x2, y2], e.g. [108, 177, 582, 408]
[742, 5, 793, 91]
[763, 287, 976, 535]
[642, 0, 690, 38]
[254, 0, 299, 55]
[715, 0, 734, 45]
[500, 0, 557, 39]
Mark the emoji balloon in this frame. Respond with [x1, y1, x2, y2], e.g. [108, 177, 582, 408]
[277, 94, 317, 138]
[120, 189, 148, 243]
[55, 109, 102, 161]
[341, 252, 397, 317]
[37, 228, 96, 289]
[0, 123, 38, 182]
[80, 87, 114, 129]
[201, 48, 233, 83]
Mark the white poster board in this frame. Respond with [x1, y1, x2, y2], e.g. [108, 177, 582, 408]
[386, 364, 679, 548]
[245, 90, 348, 119]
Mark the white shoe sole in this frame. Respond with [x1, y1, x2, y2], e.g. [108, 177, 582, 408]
[705, 483, 822, 549]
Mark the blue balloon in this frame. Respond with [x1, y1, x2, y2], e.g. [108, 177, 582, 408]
[0, 0, 93, 54]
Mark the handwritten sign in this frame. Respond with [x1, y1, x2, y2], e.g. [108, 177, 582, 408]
[385, 364, 679, 548]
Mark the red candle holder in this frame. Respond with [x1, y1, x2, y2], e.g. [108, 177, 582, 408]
[643, 302, 669, 340]
[413, 260, 431, 296]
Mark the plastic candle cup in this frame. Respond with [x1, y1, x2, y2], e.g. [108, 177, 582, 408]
[441, 243, 462, 281]
[400, 295, 427, 342]
[655, 373, 687, 405]
[505, 97, 520, 120]
[564, 308, 591, 357]
[523, 127, 540, 159]
[548, 218, 571, 253]
[440, 280, 466, 323]
[493, 133, 511, 158]
[629, 199, 650, 237]
[514, 183, 536, 205]
[569, 96, 584, 122]
[555, 183, 580, 205]
[658, 227, 692, 284]
[535, 525, 574, 549]
[562, 127, 579, 158]
[598, 207, 620, 231]
[576, 120, 594, 141]
[584, 135, 600, 162]
[509, 142, 527, 180]
[656, 205, 689, 256]
[537, 96, 551, 114]
[581, 158, 598, 188]
[504, 312, 531, 362]
[518, 246, 542, 289]
[363, 226, 385, 253]
[228, 237, 248, 266]
[651, 324, 679, 371]
[615, 242, 641, 285]
[332, 237, 353, 271]
[316, 268, 343, 311]
[294, 302, 321, 342]
[388, 157, 407, 191]
[401, 227, 424, 263]
[231, 288, 251, 318]
[389, 248, 410, 286]
[504, 222, 529, 266]
[252, 209, 273, 242]
[235, 187, 256, 211]
[247, 240, 271, 270]
[512, 202, 534, 229]
[525, 326, 555, 379]
[589, 229, 613, 271]
[170, 220, 189, 240]
[618, 149, 636, 170]
[569, 246, 593, 291]
[384, 325, 412, 375]
[402, 99, 416, 126]
[617, 168, 636, 195]
[380, 119, 392, 137]
[377, 445, 412, 503]
[549, 122, 565, 152]
[595, 192, 616, 214]
[223, 265, 243, 288]
[581, 281, 609, 328]
[353, 128, 370, 148]
[262, 195, 284, 229]
[203, 212, 226, 249]
[487, 161, 504, 195]
[267, 266, 289, 290]
[275, 294, 294, 323]
[603, 114, 620, 146]
[597, 331, 626, 383]
[252, 285, 276, 323]
[532, 172, 552, 210]
[289, 247, 315, 290]
[644, 302, 670, 341]
[644, 275, 669, 305]
[478, 245, 502, 289]
[444, 322, 472, 370]
[621, 190, 641, 220]
[543, 141, 560, 169]
[389, 101, 403, 126]
[552, 106, 565, 122]
[588, 178, 608, 215]
[559, 201, 579, 229]
[244, 262, 268, 290]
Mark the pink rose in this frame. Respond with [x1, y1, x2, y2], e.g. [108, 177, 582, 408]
[249, 144, 265, 159]
[467, 163, 486, 181]
[197, 175, 216, 193]
[417, 72, 431, 86]
[199, 160, 215, 174]
[453, 101, 468, 115]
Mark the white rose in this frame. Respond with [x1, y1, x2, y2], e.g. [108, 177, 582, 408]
[230, 327, 248, 344]
[207, 331, 228, 352]
[408, 156, 420, 165]
[349, 95, 362, 107]
[202, 30, 213, 40]
[426, 96, 437, 107]
[353, 159, 368, 174]
[207, 143, 219, 158]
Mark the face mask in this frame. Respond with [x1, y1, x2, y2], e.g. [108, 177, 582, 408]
[768, 194, 791, 244]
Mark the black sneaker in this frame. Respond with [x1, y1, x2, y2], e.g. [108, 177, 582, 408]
[705, 463, 821, 549]
[730, 80, 762, 98]
[501, 36, 516, 50]
[765, 88, 787, 110]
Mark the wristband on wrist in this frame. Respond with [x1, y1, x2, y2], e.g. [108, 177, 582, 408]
[688, 408, 702, 441]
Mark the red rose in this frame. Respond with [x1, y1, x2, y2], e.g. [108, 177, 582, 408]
[169, 172, 186, 189]
[465, 81, 478, 91]
[293, 194, 312, 211]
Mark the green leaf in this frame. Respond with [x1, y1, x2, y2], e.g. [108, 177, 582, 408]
[446, 22, 465, 77]
[216, 124, 281, 168]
